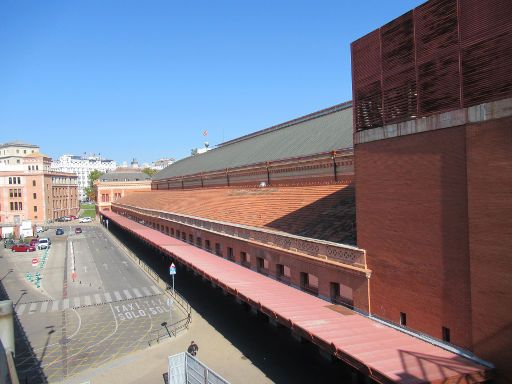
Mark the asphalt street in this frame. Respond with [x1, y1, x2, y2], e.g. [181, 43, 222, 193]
[0, 223, 185, 384]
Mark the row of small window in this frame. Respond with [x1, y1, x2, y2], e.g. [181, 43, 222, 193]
[8, 177, 22, 185]
[28, 165, 39, 171]
[399, 312, 451, 342]
[8, 189, 38, 199]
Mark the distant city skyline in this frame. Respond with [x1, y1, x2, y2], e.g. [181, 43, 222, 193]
[0, 0, 425, 164]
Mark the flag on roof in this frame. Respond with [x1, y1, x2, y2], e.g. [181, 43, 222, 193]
[203, 130, 208, 136]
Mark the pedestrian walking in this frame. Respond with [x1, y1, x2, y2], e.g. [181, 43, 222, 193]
[187, 340, 198, 356]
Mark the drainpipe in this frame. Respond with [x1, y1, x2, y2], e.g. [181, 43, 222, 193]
[331, 151, 338, 182]
[266, 162, 271, 186]
[226, 168, 230, 187]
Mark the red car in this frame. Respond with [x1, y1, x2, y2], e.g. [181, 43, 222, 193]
[70, 215, 77, 220]
[75, 227, 82, 234]
[11, 244, 36, 252]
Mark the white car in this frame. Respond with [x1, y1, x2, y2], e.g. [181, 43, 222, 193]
[37, 238, 51, 250]
[36, 226, 44, 233]
[79, 217, 92, 223]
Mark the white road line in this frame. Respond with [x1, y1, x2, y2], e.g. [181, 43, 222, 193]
[16, 304, 26, 316]
[104, 292, 112, 303]
[141, 287, 151, 296]
[62, 298, 69, 310]
[150, 285, 160, 294]
[40, 301, 49, 313]
[51, 301, 59, 311]
[123, 290, 133, 299]
[94, 294, 102, 304]
[84, 296, 92, 306]
[74, 297, 81, 308]
[114, 291, 122, 301]
[132, 288, 142, 298]
[29, 303, 38, 314]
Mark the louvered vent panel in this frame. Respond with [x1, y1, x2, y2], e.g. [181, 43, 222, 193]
[354, 81, 383, 130]
[462, 32, 512, 106]
[460, 0, 512, 46]
[352, 30, 383, 131]
[352, 30, 381, 86]
[418, 51, 461, 114]
[415, 0, 459, 62]
[383, 68, 417, 123]
[381, 11, 415, 74]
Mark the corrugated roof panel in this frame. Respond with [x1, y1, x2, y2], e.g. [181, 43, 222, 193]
[154, 105, 353, 180]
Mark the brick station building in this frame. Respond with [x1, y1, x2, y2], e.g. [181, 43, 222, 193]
[105, 0, 511, 382]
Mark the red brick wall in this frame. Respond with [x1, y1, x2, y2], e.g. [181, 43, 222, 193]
[116, 208, 370, 313]
[466, 117, 512, 383]
[355, 126, 472, 348]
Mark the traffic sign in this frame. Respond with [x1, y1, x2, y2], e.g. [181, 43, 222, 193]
[169, 263, 176, 275]
[32, 258, 39, 267]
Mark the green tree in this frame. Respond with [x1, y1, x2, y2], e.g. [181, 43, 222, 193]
[142, 168, 158, 177]
[85, 169, 104, 202]
[191, 148, 198, 156]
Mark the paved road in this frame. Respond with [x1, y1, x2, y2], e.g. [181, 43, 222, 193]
[0, 224, 185, 384]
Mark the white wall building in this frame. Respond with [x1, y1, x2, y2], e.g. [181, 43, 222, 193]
[51, 154, 116, 201]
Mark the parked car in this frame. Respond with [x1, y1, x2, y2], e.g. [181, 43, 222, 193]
[56, 228, 64, 235]
[75, 227, 82, 234]
[79, 217, 92, 223]
[11, 244, 36, 252]
[36, 226, 44, 233]
[3, 239, 16, 248]
[69, 215, 77, 220]
[37, 238, 51, 250]
[29, 238, 39, 247]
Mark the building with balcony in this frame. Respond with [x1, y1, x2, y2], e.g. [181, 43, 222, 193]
[0, 142, 79, 237]
[51, 154, 117, 201]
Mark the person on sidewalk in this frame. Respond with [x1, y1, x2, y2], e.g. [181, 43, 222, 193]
[187, 341, 198, 356]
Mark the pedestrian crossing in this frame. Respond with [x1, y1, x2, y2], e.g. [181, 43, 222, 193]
[15, 285, 162, 316]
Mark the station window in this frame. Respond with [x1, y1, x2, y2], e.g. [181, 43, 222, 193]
[196, 237, 202, 248]
[442, 327, 451, 343]
[33, 193, 37, 199]
[34, 206, 38, 212]
[33, 180, 36, 186]
[205, 239, 211, 251]
[400, 312, 407, 326]
[240, 251, 250, 266]
[227, 247, 234, 261]
[188, 234, 193, 244]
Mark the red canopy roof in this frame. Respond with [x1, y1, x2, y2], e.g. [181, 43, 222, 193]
[101, 210, 490, 384]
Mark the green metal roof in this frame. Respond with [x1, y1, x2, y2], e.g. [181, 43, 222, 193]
[154, 102, 353, 180]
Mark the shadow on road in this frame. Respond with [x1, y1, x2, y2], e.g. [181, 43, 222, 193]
[0, 277, 48, 384]
[109, 222, 353, 384]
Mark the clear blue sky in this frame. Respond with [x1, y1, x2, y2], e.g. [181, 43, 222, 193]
[0, 0, 424, 164]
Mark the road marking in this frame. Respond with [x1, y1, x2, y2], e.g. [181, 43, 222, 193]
[150, 286, 160, 294]
[74, 297, 81, 307]
[40, 301, 49, 313]
[132, 288, 142, 298]
[141, 287, 151, 296]
[94, 294, 102, 304]
[84, 296, 92, 306]
[63, 298, 69, 309]
[123, 290, 133, 299]
[52, 301, 59, 311]
[114, 291, 122, 301]
[104, 292, 112, 303]
[29, 303, 38, 314]
[84, 266, 87, 273]
[16, 304, 26, 315]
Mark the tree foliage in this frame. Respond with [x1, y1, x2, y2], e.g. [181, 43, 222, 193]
[86, 169, 104, 202]
[142, 168, 158, 177]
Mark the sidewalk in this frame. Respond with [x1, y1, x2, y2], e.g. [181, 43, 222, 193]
[64, 304, 272, 384]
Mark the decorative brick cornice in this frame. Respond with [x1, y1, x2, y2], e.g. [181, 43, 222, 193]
[112, 202, 369, 275]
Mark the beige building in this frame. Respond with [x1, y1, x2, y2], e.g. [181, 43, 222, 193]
[0, 142, 79, 237]
[94, 168, 151, 212]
